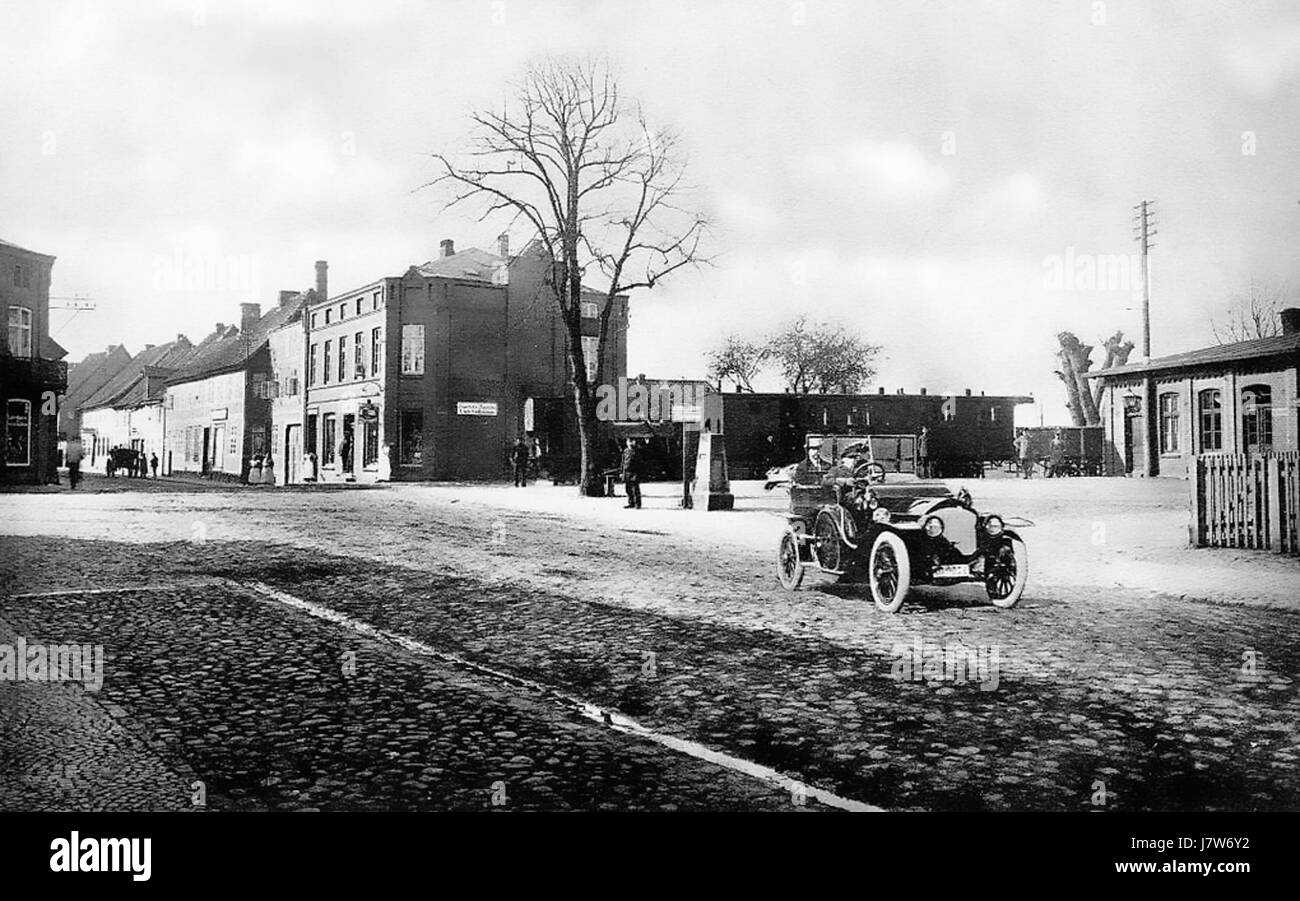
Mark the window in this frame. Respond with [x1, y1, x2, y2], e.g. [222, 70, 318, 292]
[355, 297, 363, 317]
[338, 303, 346, 320]
[11, 265, 19, 287]
[8, 306, 32, 357]
[362, 419, 379, 467]
[323, 342, 331, 384]
[311, 313, 318, 329]
[581, 301, 599, 319]
[373, 291, 382, 311]
[354, 332, 365, 378]
[6, 400, 31, 466]
[22, 268, 30, 288]
[309, 344, 318, 386]
[321, 414, 337, 465]
[400, 410, 423, 464]
[371, 327, 382, 376]
[337, 336, 346, 382]
[1158, 392, 1180, 453]
[324, 309, 332, 325]
[989, 406, 998, 422]
[401, 324, 424, 375]
[1242, 385, 1273, 450]
[1198, 389, 1222, 452]
[581, 335, 599, 381]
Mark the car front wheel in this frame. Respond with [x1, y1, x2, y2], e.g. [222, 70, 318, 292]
[868, 531, 911, 613]
[776, 528, 805, 590]
[986, 537, 1028, 608]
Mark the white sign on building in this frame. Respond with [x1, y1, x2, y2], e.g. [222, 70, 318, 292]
[456, 401, 499, 417]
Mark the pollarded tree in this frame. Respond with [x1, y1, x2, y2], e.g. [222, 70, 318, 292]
[424, 56, 709, 496]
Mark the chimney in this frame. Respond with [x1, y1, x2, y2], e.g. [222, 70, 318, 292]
[279, 290, 297, 307]
[440, 238, 455, 258]
[145, 344, 155, 350]
[878, 387, 885, 394]
[965, 388, 972, 396]
[497, 233, 510, 258]
[240, 303, 261, 330]
[177, 334, 185, 343]
[315, 260, 328, 302]
[215, 322, 225, 334]
[1281, 307, 1300, 335]
[920, 387, 927, 395]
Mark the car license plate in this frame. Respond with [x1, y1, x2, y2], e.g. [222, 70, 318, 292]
[933, 564, 970, 579]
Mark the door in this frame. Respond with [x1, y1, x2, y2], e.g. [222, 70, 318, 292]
[341, 414, 355, 475]
[202, 428, 212, 473]
[286, 425, 301, 484]
[212, 426, 225, 473]
[1123, 412, 1144, 475]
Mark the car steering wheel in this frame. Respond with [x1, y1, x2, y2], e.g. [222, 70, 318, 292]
[853, 460, 886, 482]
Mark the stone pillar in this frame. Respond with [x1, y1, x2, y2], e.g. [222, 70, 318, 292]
[690, 430, 734, 511]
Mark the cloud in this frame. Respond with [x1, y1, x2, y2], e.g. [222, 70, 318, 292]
[1219, 26, 1300, 96]
[803, 140, 952, 203]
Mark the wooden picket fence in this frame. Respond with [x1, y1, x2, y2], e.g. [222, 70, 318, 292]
[1191, 452, 1300, 554]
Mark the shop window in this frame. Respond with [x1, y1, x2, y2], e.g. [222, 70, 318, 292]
[5, 399, 31, 466]
[363, 419, 379, 467]
[322, 414, 337, 465]
[400, 410, 423, 465]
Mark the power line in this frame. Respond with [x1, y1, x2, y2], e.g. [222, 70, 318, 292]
[1132, 200, 1156, 357]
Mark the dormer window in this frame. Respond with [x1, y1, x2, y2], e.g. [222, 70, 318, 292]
[7, 306, 32, 357]
[581, 301, 599, 319]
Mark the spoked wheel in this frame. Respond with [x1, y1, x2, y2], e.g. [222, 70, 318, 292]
[867, 531, 911, 613]
[813, 510, 843, 573]
[776, 528, 805, 590]
[985, 537, 1028, 608]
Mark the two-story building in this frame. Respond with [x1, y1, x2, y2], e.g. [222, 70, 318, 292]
[295, 236, 628, 483]
[1, 237, 68, 484]
[162, 284, 310, 481]
[1089, 308, 1300, 477]
[60, 343, 132, 466]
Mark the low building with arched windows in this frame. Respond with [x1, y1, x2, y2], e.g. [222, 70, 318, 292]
[1088, 308, 1300, 477]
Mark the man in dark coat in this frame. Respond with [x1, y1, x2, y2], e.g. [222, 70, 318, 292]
[511, 437, 530, 487]
[917, 426, 930, 479]
[621, 438, 642, 508]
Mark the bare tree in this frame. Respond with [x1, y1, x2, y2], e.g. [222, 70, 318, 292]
[1212, 279, 1290, 344]
[423, 56, 709, 495]
[705, 336, 769, 392]
[769, 316, 880, 394]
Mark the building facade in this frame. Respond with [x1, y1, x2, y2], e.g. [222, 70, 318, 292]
[78, 338, 195, 470]
[297, 237, 628, 483]
[1090, 308, 1300, 478]
[60, 344, 132, 464]
[1, 237, 67, 484]
[163, 290, 309, 481]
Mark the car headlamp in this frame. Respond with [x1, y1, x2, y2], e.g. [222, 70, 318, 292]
[923, 516, 944, 538]
[984, 515, 1004, 537]
[957, 488, 973, 507]
[872, 507, 891, 524]
[866, 489, 879, 510]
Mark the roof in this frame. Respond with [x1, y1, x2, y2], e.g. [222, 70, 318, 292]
[0, 236, 55, 259]
[81, 339, 196, 410]
[1088, 331, 1300, 379]
[63, 346, 131, 410]
[412, 247, 504, 282]
[167, 295, 307, 384]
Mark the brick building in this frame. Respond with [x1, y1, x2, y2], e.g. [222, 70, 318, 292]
[294, 237, 628, 483]
[1089, 308, 1300, 477]
[1, 237, 67, 484]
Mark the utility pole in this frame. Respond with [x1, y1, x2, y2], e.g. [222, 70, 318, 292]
[1132, 200, 1157, 357]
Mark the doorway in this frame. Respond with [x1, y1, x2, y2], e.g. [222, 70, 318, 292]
[341, 414, 355, 476]
[286, 425, 301, 484]
[202, 427, 212, 474]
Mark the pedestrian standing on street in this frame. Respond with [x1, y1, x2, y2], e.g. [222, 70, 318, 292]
[917, 426, 930, 479]
[621, 438, 642, 508]
[150, 453, 159, 478]
[1048, 430, 1065, 478]
[66, 438, 83, 489]
[106, 449, 116, 479]
[511, 437, 530, 487]
[1015, 430, 1033, 479]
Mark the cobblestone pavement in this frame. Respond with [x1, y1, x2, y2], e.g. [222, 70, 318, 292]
[1, 474, 1298, 810]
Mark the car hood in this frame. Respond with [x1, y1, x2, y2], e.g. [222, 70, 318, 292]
[870, 483, 954, 513]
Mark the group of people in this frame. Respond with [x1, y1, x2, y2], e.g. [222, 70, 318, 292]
[106, 446, 158, 479]
[1014, 429, 1067, 479]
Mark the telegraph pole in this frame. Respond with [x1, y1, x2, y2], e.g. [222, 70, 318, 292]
[1132, 200, 1157, 357]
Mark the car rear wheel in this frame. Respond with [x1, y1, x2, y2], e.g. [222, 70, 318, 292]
[813, 510, 843, 573]
[986, 537, 1028, 608]
[776, 528, 805, 590]
[868, 531, 910, 613]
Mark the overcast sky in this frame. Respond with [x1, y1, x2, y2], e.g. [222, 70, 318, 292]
[4, 0, 1299, 425]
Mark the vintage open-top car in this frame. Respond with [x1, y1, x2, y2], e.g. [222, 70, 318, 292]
[775, 439, 1031, 612]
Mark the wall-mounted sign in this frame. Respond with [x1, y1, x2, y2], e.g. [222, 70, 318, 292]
[212, 408, 228, 421]
[457, 401, 499, 417]
[359, 402, 380, 422]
